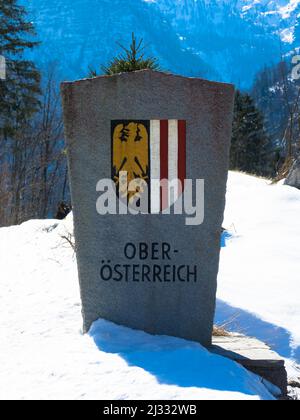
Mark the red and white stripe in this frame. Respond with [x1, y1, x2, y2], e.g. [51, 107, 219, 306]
[150, 120, 186, 213]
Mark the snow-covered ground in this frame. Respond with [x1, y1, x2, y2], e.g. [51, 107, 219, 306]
[0, 171, 299, 400]
[216, 172, 300, 384]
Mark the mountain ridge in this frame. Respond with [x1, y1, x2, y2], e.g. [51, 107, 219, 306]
[24, 0, 300, 88]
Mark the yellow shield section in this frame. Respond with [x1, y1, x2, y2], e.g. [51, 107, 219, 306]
[112, 121, 150, 202]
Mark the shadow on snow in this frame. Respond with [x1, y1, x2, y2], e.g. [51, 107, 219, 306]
[215, 300, 300, 363]
[89, 319, 272, 399]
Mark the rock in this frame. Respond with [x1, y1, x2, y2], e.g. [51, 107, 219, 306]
[211, 334, 288, 398]
[55, 201, 72, 220]
[284, 158, 300, 189]
[61, 70, 235, 346]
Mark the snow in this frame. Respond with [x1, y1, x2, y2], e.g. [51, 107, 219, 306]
[216, 172, 300, 363]
[281, 27, 295, 43]
[0, 171, 299, 400]
[0, 214, 274, 400]
[240, 0, 300, 20]
[239, 0, 300, 43]
[279, 0, 300, 19]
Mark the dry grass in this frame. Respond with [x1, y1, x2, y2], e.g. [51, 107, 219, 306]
[212, 325, 231, 337]
[272, 157, 294, 184]
[60, 233, 76, 252]
[289, 380, 300, 389]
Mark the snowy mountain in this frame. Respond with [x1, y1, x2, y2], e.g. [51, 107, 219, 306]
[1, 171, 299, 399]
[24, 0, 300, 88]
[24, 0, 215, 83]
[237, 0, 300, 43]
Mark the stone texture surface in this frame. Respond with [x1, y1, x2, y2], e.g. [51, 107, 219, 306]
[285, 158, 300, 190]
[212, 334, 288, 397]
[61, 70, 234, 346]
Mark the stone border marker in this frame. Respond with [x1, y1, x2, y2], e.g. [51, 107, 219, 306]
[61, 70, 235, 346]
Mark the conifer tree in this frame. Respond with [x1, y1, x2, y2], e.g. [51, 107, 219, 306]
[231, 91, 270, 176]
[0, 0, 40, 138]
[0, 0, 41, 224]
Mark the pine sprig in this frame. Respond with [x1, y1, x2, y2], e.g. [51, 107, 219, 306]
[90, 33, 160, 77]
